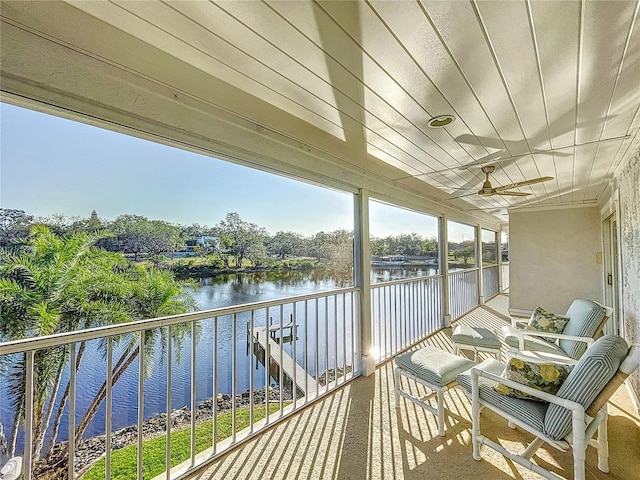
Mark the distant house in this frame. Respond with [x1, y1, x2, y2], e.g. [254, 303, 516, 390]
[195, 236, 220, 249]
[175, 236, 221, 257]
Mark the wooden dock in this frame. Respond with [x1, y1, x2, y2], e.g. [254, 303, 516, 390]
[251, 324, 318, 396]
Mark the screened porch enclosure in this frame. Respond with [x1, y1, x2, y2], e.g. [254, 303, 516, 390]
[1, 1, 639, 479]
[0, 255, 503, 479]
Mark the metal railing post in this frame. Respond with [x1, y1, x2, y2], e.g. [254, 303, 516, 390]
[106, 338, 113, 478]
[440, 216, 451, 327]
[477, 225, 484, 305]
[355, 189, 375, 376]
[498, 226, 504, 293]
[23, 351, 34, 480]
[68, 344, 76, 479]
[137, 334, 145, 480]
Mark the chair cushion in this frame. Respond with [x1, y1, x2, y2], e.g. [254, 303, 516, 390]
[395, 346, 475, 387]
[543, 335, 629, 440]
[502, 325, 566, 356]
[457, 358, 549, 432]
[527, 306, 570, 343]
[559, 299, 606, 359]
[494, 357, 573, 401]
[452, 325, 501, 349]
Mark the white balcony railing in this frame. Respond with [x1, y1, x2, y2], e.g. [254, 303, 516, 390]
[482, 265, 500, 300]
[2, 268, 495, 479]
[370, 275, 444, 363]
[502, 262, 510, 291]
[448, 268, 480, 321]
[0, 288, 359, 480]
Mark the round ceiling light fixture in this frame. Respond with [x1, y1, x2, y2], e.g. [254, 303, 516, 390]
[427, 114, 456, 128]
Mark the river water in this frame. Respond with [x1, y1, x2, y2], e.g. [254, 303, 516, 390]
[0, 266, 437, 449]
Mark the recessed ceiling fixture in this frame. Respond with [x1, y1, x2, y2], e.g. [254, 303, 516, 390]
[427, 114, 456, 128]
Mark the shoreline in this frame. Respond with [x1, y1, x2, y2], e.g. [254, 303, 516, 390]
[37, 366, 350, 478]
[38, 386, 293, 479]
[169, 261, 318, 279]
[169, 259, 447, 280]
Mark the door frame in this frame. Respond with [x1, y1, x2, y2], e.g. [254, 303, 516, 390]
[602, 212, 623, 337]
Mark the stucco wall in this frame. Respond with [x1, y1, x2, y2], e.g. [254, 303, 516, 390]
[618, 147, 640, 403]
[510, 206, 603, 315]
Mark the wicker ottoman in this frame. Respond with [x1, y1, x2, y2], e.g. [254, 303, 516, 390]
[451, 324, 501, 360]
[394, 346, 475, 436]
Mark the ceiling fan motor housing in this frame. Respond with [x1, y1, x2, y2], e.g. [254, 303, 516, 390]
[479, 165, 495, 193]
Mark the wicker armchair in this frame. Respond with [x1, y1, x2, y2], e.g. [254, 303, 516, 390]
[502, 299, 612, 363]
[457, 335, 639, 480]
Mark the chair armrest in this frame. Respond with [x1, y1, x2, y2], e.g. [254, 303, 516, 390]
[511, 316, 529, 328]
[505, 348, 579, 365]
[517, 329, 595, 351]
[470, 366, 584, 411]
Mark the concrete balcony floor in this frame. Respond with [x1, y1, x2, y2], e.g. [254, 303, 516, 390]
[193, 295, 640, 480]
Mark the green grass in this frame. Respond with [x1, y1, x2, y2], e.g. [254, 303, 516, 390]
[83, 403, 285, 480]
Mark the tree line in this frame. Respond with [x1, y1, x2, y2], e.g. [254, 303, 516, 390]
[1, 208, 446, 269]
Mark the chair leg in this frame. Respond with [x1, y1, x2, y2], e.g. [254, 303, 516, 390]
[572, 412, 587, 480]
[597, 408, 609, 473]
[394, 368, 401, 409]
[521, 437, 544, 460]
[436, 390, 445, 437]
[573, 449, 586, 480]
[471, 377, 481, 460]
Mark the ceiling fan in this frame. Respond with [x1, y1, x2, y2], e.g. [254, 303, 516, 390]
[474, 165, 553, 197]
[430, 134, 631, 175]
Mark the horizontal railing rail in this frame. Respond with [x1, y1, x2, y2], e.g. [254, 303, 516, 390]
[370, 275, 443, 363]
[0, 287, 360, 480]
[0, 287, 359, 355]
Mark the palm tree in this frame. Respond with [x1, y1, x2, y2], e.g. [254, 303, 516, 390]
[44, 252, 138, 455]
[72, 267, 197, 442]
[0, 226, 196, 467]
[0, 225, 114, 459]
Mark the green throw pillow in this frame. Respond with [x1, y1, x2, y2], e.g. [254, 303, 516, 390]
[526, 306, 570, 343]
[494, 357, 573, 402]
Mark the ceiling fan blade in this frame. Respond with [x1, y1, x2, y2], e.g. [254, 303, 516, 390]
[448, 191, 478, 200]
[436, 134, 632, 175]
[455, 134, 506, 150]
[494, 176, 554, 191]
[495, 191, 530, 196]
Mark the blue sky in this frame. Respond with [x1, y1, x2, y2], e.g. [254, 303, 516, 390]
[0, 103, 469, 240]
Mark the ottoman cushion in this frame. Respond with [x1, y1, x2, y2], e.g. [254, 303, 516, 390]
[395, 346, 475, 386]
[452, 325, 501, 349]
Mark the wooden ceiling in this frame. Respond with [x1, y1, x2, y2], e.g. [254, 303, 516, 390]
[2, 1, 639, 221]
